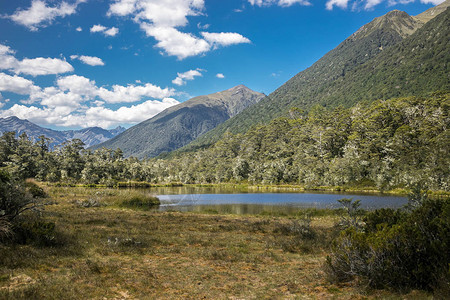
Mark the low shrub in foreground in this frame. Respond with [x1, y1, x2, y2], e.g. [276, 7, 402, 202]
[325, 198, 449, 292]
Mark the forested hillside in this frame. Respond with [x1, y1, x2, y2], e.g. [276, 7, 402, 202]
[2, 93, 448, 191]
[184, 5, 449, 151]
[92, 85, 265, 158]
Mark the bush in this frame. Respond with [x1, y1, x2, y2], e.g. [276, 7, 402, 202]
[325, 198, 450, 292]
[13, 220, 57, 247]
[25, 181, 47, 198]
[119, 194, 160, 210]
[0, 171, 36, 224]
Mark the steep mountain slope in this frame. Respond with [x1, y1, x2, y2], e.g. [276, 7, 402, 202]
[92, 85, 265, 158]
[184, 4, 449, 150]
[0, 116, 125, 148]
[414, 0, 450, 23]
[0, 116, 67, 146]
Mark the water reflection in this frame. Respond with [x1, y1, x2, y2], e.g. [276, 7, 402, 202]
[152, 188, 407, 215]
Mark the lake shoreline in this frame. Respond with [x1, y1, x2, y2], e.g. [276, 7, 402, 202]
[43, 181, 450, 197]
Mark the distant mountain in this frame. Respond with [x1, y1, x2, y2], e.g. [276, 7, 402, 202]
[0, 116, 126, 148]
[183, 2, 449, 150]
[62, 126, 126, 148]
[92, 85, 265, 158]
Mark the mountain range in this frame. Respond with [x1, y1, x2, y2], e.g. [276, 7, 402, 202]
[0, 116, 125, 148]
[182, 1, 449, 151]
[92, 85, 265, 158]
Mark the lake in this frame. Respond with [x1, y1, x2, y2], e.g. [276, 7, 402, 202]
[151, 187, 408, 215]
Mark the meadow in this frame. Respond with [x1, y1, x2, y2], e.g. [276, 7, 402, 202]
[0, 186, 434, 299]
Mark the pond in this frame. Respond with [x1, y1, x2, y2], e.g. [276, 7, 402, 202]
[151, 187, 408, 215]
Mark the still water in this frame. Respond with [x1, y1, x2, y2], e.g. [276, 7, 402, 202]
[151, 187, 407, 214]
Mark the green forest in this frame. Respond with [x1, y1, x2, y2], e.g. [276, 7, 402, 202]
[2, 92, 448, 192]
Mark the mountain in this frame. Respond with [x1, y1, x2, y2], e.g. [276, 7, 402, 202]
[0, 116, 126, 148]
[92, 85, 265, 158]
[183, 2, 449, 150]
[62, 126, 126, 148]
[414, 0, 450, 23]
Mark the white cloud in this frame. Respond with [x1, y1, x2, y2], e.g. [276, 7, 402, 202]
[326, 0, 349, 10]
[0, 73, 40, 95]
[108, 0, 249, 59]
[172, 69, 203, 86]
[197, 22, 210, 29]
[201, 32, 251, 49]
[325, 0, 437, 10]
[0, 104, 79, 127]
[90, 24, 119, 36]
[0, 98, 180, 128]
[104, 27, 119, 36]
[109, 0, 205, 28]
[7, 0, 86, 31]
[216, 73, 225, 79]
[108, 0, 137, 17]
[57, 75, 97, 96]
[0, 44, 74, 76]
[420, 0, 445, 4]
[248, 0, 311, 7]
[81, 98, 180, 127]
[15, 57, 74, 76]
[140, 24, 210, 59]
[365, 0, 384, 9]
[97, 82, 175, 103]
[90, 24, 107, 32]
[71, 55, 105, 66]
[76, 26, 82, 32]
[0, 72, 180, 128]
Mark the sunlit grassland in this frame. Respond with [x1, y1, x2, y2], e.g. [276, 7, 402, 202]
[0, 186, 431, 299]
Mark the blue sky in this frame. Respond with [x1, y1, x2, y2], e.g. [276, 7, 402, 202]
[0, 0, 442, 130]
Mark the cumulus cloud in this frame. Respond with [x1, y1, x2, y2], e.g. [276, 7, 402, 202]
[216, 73, 225, 79]
[15, 57, 74, 76]
[0, 43, 73, 76]
[80, 98, 180, 127]
[7, 0, 86, 31]
[420, 0, 445, 4]
[201, 32, 251, 49]
[70, 55, 105, 66]
[0, 98, 180, 128]
[0, 73, 40, 95]
[76, 26, 82, 32]
[97, 82, 175, 103]
[109, 0, 205, 28]
[325, 0, 438, 10]
[326, 0, 350, 10]
[0, 72, 179, 128]
[56, 75, 97, 96]
[248, 0, 311, 7]
[108, 0, 250, 59]
[90, 24, 119, 36]
[140, 24, 210, 59]
[172, 69, 203, 86]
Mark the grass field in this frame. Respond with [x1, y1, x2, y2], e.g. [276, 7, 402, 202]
[0, 187, 431, 299]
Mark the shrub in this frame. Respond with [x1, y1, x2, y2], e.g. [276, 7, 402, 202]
[25, 181, 47, 198]
[0, 171, 36, 223]
[119, 194, 160, 210]
[326, 198, 450, 292]
[13, 220, 57, 247]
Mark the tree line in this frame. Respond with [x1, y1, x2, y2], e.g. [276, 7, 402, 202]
[0, 92, 448, 191]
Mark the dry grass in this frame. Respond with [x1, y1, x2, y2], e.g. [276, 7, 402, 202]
[0, 186, 431, 299]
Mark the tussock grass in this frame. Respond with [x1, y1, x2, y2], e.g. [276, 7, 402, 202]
[0, 186, 432, 299]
